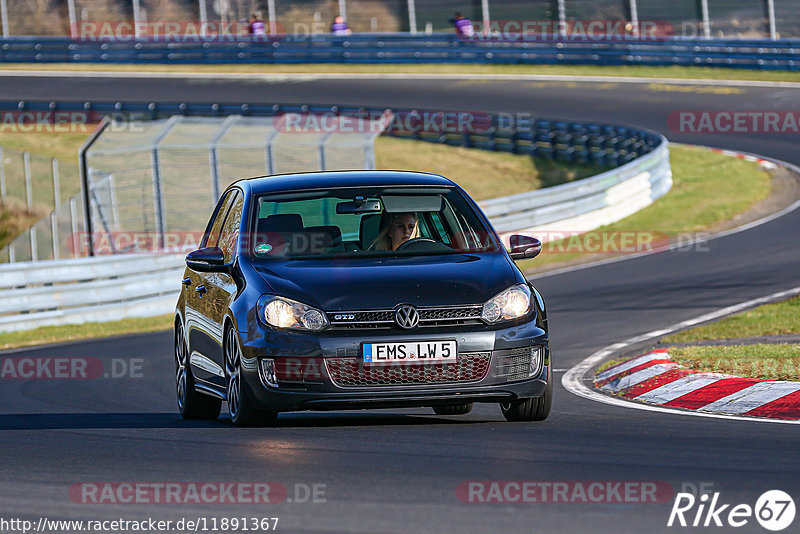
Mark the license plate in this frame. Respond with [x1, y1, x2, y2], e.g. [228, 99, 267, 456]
[363, 341, 457, 365]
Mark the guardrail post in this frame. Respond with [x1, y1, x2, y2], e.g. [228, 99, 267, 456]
[8, 243, 14, 263]
[407, 0, 417, 35]
[23, 152, 32, 209]
[30, 226, 37, 261]
[767, 0, 777, 39]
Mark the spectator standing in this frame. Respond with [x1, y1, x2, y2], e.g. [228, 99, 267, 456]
[450, 12, 474, 37]
[249, 14, 267, 36]
[331, 15, 352, 36]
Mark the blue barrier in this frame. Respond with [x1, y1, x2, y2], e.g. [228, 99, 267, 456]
[1, 34, 799, 69]
[0, 99, 663, 168]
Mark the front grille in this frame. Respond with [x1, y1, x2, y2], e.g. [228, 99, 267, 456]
[326, 305, 483, 330]
[325, 352, 491, 387]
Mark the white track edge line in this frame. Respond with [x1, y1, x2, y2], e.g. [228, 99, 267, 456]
[562, 285, 800, 425]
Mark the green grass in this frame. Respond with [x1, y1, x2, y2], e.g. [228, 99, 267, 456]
[519, 144, 772, 272]
[3, 63, 800, 82]
[670, 344, 800, 381]
[0, 314, 174, 351]
[375, 136, 606, 200]
[664, 296, 800, 343]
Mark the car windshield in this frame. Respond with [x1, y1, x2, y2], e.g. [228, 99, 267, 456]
[248, 186, 498, 259]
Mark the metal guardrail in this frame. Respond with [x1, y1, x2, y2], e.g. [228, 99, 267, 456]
[0, 254, 184, 332]
[483, 137, 671, 236]
[1, 35, 800, 69]
[0, 100, 669, 331]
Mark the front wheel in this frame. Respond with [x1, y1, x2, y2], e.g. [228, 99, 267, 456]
[175, 321, 221, 420]
[225, 328, 277, 427]
[432, 403, 473, 415]
[500, 377, 552, 422]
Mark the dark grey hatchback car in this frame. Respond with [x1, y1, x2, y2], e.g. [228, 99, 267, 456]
[175, 170, 551, 426]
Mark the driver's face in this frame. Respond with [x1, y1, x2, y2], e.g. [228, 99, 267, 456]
[390, 214, 416, 250]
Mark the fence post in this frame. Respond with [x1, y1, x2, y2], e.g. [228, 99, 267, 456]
[481, 0, 490, 30]
[700, 0, 711, 38]
[407, 0, 417, 35]
[557, 0, 567, 38]
[23, 152, 32, 209]
[338, 0, 347, 21]
[132, 0, 142, 38]
[0, 0, 9, 38]
[67, 0, 77, 38]
[199, 0, 208, 37]
[69, 197, 79, 257]
[51, 212, 59, 260]
[267, 0, 277, 33]
[628, 0, 639, 37]
[52, 158, 61, 211]
[0, 146, 5, 202]
[766, 0, 777, 39]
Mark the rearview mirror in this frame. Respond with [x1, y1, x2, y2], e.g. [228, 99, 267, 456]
[336, 198, 382, 214]
[508, 235, 542, 261]
[186, 246, 227, 272]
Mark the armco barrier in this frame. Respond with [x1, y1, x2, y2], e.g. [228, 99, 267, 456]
[1, 35, 799, 70]
[0, 100, 669, 331]
[0, 254, 184, 332]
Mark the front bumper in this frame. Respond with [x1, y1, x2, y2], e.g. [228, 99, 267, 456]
[237, 318, 549, 412]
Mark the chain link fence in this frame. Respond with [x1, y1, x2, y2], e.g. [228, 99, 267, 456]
[0, 0, 794, 40]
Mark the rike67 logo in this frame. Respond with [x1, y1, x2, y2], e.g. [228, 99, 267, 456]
[668, 490, 795, 531]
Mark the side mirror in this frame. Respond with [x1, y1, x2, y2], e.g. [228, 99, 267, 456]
[186, 246, 226, 272]
[508, 235, 542, 261]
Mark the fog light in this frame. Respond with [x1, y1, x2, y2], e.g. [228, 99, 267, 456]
[259, 358, 277, 388]
[529, 346, 543, 377]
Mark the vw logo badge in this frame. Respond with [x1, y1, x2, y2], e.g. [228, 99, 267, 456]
[395, 305, 419, 329]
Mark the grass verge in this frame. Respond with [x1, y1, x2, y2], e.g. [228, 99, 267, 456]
[670, 344, 800, 381]
[664, 295, 800, 343]
[519, 144, 772, 273]
[0, 314, 174, 351]
[3, 63, 800, 82]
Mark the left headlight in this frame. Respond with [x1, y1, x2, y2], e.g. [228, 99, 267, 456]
[257, 295, 329, 332]
[481, 284, 532, 324]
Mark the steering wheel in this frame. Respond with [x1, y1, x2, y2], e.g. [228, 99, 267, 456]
[395, 237, 444, 252]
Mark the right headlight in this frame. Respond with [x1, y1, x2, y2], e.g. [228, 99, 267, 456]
[257, 295, 329, 332]
[481, 284, 532, 324]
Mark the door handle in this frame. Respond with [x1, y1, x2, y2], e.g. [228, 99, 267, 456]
[182, 277, 192, 287]
[195, 285, 207, 296]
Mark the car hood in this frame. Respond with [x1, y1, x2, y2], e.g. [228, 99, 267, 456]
[252, 252, 522, 310]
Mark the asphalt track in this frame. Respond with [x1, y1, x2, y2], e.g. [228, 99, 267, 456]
[1, 74, 799, 534]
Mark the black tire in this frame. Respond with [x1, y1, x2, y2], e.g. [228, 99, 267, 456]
[432, 403, 474, 415]
[175, 321, 221, 420]
[500, 375, 552, 422]
[225, 327, 278, 427]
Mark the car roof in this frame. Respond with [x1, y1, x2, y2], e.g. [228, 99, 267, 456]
[234, 170, 458, 195]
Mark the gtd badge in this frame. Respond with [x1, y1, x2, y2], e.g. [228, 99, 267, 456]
[334, 314, 355, 321]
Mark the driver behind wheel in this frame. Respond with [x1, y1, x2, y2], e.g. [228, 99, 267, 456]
[371, 212, 419, 251]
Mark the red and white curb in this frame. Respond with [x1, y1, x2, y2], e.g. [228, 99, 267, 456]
[706, 147, 778, 169]
[595, 349, 800, 420]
